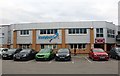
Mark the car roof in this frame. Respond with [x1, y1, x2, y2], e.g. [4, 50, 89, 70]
[21, 49, 32, 52]
[0, 48, 8, 50]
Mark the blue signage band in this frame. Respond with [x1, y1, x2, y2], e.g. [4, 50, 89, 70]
[38, 33, 59, 40]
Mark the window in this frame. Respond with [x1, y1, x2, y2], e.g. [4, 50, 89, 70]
[96, 28, 104, 37]
[107, 29, 115, 38]
[68, 28, 87, 34]
[69, 44, 86, 49]
[40, 30, 44, 34]
[69, 29, 72, 34]
[76, 29, 79, 34]
[41, 44, 57, 49]
[20, 30, 29, 36]
[40, 29, 58, 34]
[2, 33, 4, 35]
[19, 44, 30, 49]
[41, 44, 44, 49]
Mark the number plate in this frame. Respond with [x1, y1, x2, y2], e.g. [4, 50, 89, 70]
[100, 57, 105, 59]
[3, 55, 7, 57]
[16, 57, 20, 59]
[60, 57, 65, 58]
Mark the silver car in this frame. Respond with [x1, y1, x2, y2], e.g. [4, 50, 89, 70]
[0, 48, 8, 58]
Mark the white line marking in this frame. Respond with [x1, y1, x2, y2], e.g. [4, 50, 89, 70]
[72, 61, 74, 64]
[48, 61, 52, 63]
[95, 62, 105, 63]
[85, 57, 92, 63]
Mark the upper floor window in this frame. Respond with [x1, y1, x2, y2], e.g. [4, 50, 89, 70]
[107, 29, 115, 38]
[96, 28, 104, 37]
[20, 30, 29, 36]
[40, 29, 57, 34]
[68, 28, 87, 34]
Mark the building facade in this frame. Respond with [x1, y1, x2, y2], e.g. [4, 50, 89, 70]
[116, 1, 120, 45]
[0, 21, 116, 54]
[118, 1, 120, 25]
[0, 25, 11, 48]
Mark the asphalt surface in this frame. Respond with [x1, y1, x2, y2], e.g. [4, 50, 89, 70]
[1, 55, 119, 74]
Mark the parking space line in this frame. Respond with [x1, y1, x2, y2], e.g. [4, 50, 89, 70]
[72, 61, 74, 64]
[109, 59, 118, 62]
[84, 57, 92, 63]
[48, 60, 53, 64]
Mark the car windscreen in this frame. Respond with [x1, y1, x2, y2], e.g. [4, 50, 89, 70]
[58, 49, 69, 53]
[1, 48, 8, 52]
[7, 49, 16, 53]
[39, 49, 50, 53]
[20, 49, 30, 53]
[93, 49, 104, 52]
[115, 48, 120, 53]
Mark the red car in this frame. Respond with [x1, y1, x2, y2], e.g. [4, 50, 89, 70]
[89, 48, 109, 61]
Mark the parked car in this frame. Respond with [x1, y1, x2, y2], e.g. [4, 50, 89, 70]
[55, 48, 71, 61]
[0, 48, 8, 58]
[109, 47, 120, 60]
[13, 49, 37, 61]
[2, 49, 17, 60]
[35, 48, 55, 61]
[89, 48, 109, 61]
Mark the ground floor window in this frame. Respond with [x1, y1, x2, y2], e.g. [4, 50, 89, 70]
[69, 44, 87, 50]
[41, 44, 57, 49]
[19, 44, 30, 49]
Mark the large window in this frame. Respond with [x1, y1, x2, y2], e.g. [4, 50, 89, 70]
[69, 44, 86, 49]
[19, 44, 30, 49]
[20, 30, 29, 36]
[41, 44, 57, 49]
[40, 29, 57, 34]
[68, 28, 87, 34]
[107, 29, 115, 38]
[96, 28, 104, 37]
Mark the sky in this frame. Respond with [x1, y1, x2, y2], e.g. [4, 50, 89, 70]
[0, 0, 119, 25]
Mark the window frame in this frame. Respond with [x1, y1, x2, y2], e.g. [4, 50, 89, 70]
[68, 28, 87, 35]
[20, 30, 30, 36]
[96, 28, 104, 37]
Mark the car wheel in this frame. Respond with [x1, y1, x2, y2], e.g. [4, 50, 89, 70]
[115, 56, 119, 60]
[69, 58, 71, 61]
[109, 55, 112, 58]
[55, 58, 58, 61]
[89, 56, 91, 59]
[92, 57, 95, 61]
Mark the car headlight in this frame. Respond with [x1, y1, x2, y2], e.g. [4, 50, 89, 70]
[13, 54, 16, 57]
[66, 54, 70, 56]
[56, 54, 59, 56]
[105, 53, 108, 56]
[94, 54, 97, 56]
[23, 54, 27, 57]
[8, 54, 12, 55]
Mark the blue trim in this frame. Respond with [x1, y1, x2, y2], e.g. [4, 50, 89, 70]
[38, 33, 59, 39]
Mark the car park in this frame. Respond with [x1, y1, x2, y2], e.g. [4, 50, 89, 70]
[13, 49, 37, 61]
[35, 48, 55, 61]
[2, 49, 17, 60]
[55, 48, 71, 61]
[89, 48, 109, 61]
[109, 47, 120, 60]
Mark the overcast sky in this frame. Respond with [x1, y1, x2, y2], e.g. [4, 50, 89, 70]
[0, 0, 119, 25]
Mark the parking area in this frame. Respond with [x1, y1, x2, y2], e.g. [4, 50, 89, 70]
[1, 55, 119, 74]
